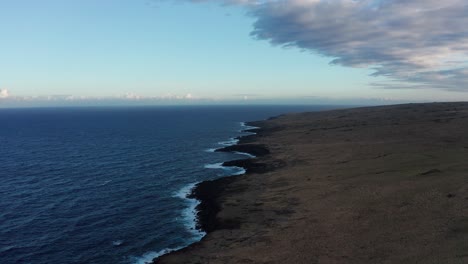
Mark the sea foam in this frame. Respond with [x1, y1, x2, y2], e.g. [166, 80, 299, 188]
[233, 151, 256, 158]
[204, 163, 224, 169]
[240, 121, 259, 133]
[204, 163, 246, 176]
[135, 183, 207, 264]
[217, 138, 239, 146]
[204, 148, 217, 153]
[174, 183, 206, 239]
[145, 121, 250, 263]
[230, 167, 246, 175]
[131, 247, 182, 264]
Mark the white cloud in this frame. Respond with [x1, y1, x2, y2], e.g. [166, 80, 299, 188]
[0, 89, 9, 98]
[122, 93, 142, 100]
[182, 0, 468, 91]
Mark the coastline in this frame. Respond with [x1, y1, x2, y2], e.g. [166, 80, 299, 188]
[153, 121, 268, 262]
[188, 123, 272, 233]
[155, 102, 468, 263]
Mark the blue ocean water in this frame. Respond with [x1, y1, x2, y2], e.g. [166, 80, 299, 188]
[0, 105, 331, 264]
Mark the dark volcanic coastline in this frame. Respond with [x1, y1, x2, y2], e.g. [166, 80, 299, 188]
[153, 122, 272, 263]
[155, 102, 468, 264]
[187, 127, 272, 233]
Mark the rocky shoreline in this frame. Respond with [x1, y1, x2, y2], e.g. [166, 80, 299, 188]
[187, 128, 273, 233]
[155, 102, 468, 264]
[153, 121, 275, 263]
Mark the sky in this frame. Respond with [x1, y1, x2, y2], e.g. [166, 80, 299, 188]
[1, 0, 468, 107]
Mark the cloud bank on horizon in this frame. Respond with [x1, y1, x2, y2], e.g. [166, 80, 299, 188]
[0, 91, 216, 107]
[183, 0, 468, 91]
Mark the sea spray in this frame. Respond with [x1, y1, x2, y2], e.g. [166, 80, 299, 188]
[150, 124, 250, 263]
[131, 183, 205, 264]
[174, 183, 206, 240]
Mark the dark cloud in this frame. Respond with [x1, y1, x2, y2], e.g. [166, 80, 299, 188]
[186, 0, 468, 91]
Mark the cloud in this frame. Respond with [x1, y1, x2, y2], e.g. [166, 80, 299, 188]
[1, 93, 202, 103]
[183, 0, 468, 91]
[0, 89, 9, 98]
[0, 92, 215, 107]
[121, 93, 143, 100]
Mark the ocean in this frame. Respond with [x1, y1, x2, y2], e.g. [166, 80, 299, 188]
[0, 105, 331, 264]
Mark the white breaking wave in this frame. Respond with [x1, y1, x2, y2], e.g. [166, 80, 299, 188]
[204, 162, 246, 176]
[134, 183, 207, 264]
[112, 240, 123, 246]
[174, 182, 196, 199]
[240, 121, 259, 132]
[173, 183, 206, 239]
[131, 247, 182, 264]
[204, 148, 218, 153]
[233, 151, 256, 158]
[137, 121, 252, 264]
[218, 138, 239, 146]
[231, 167, 246, 175]
[204, 163, 224, 169]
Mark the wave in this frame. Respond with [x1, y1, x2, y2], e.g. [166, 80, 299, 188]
[174, 183, 206, 239]
[240, 121, 259, 133]
[131, 247, 182, 264]
[204, 148, 218, 153]
[203, 163, 224, 169]
[230, 166, 246, 175]
[112, 240, 123, 246]
[233, 151, 256, 158]
[217, 138, 239, 146]
[151, 121, 249, 263]
[97, 180, 112, 187]
[138, 183, 206, 264]
[204, 163, 246, 176]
